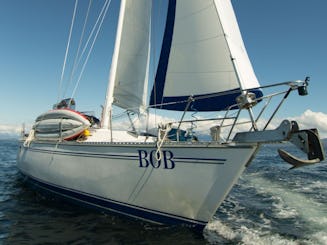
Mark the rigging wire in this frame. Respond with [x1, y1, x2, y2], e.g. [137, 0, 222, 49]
[57, 0, 79, 102]
[73, 0, 110, 73]
[68, 0, 109, 89]
[190, 104, 198, 135]
[65, 0, 109, 98]
[70, 0, 111, 100]
[64, 0, 93, 98]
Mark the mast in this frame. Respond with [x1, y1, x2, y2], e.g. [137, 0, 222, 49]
[102, 0, 127, 129]
[141, 16, 151, 115]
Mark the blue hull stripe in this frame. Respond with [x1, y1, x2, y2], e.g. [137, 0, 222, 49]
[27, 148, 226, 165]
[21, 171, 207, 230]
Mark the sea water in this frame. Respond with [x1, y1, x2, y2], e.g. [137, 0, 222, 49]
[0, 139, 326, 244]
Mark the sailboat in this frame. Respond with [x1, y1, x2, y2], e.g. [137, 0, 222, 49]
[17, 0, 325, 231]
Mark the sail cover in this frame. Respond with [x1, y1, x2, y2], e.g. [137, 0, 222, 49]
[150, 0, 262, 111]
[109, 0, 152, 112]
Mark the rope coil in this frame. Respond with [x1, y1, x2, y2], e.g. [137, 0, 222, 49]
[23, 129, 35, 147]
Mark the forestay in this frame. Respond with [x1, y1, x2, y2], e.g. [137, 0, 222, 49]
[150, 0, 262, 111]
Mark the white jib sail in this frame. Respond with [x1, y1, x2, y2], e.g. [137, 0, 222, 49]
[102, 0, 152, 128]
[214, 0, 259, 90]
[170, 0, 259, 95]
[151, 0, 260, 111]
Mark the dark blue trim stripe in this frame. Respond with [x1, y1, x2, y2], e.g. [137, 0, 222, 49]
[175, 157, 226, 161]
[28, 148, 139, 160]
[151, 88, 263, 112]
[21, 171, 206, 230]
[27, 148, 226, 165]
[174, 156, 226, 164]
[150, 0, 176, 107]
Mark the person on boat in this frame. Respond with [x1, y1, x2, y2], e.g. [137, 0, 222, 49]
[53, 98, 76, 110]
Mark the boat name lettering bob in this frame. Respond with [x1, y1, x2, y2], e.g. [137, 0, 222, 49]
[138, 150, 175, 169]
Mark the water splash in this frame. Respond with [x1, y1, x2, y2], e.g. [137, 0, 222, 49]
[247, 176, 327, 244]
[205, 220, 299, 245]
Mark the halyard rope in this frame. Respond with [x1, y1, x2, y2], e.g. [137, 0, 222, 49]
[155, 124, 171, 161]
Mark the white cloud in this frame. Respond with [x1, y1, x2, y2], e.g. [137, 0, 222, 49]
[144, 110, 327, 140]
[111, 113, 179, 131]
[288, 109, 327, 138]
[0, 124, 22, 138]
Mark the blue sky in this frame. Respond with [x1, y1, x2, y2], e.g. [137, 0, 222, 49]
[0, 0, 327, 136]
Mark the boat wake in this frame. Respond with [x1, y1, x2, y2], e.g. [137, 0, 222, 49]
[205, 219, 299, 245]
[204, 172, 327, 245]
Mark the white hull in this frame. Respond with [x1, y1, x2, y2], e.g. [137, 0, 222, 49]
[17, 139, 258, 229]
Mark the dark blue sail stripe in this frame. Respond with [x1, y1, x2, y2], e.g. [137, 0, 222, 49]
[151, 88, 263, 112]
[150, 0, 176, 107]
[149, 0, 263, 112]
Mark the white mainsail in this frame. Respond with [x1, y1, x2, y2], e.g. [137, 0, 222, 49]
[150, 0, 262, 111]
[103, 0, 152, 128]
